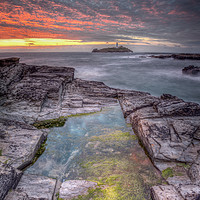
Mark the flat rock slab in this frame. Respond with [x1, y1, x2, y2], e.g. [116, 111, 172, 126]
[151, 185, 184, 200]
[59, 180, 98, 199]
[5, 190, 29, 200]
[6, 174, 57, 200]
[0, 118, 47, 169]
[0, 162, 22, 200]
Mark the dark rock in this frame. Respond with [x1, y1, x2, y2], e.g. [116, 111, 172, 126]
[151, 54, 200, 60]
[151, 55, 172, 59]
[172, 54, 200, 60]
[0, 162, 22, 200]
[154, 95, 200, 117]
[0, 57, 20, 67]
[182, 65, 200, 76]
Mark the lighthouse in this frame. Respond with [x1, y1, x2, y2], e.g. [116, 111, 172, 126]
[116, 42, 118, 48]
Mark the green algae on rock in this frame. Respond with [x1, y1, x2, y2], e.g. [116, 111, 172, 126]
[33, 116, 68, 129]
[33, 112, 100, 129]
[74, 127, 162, 199]
[162, 167, 174, 179]
[32, 139, 47, 164]
[89, 130, 137, 142]
[77, 155, 161, 200]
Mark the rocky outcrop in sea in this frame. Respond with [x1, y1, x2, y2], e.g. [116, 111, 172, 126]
[151, 53, 200, 60]
[182, 65, 200, 76]
[0, 57, 200, 200]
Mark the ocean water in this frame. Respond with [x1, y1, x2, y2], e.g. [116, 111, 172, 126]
[0, 52, 200, 103]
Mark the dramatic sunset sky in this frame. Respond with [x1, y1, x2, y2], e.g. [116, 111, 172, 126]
[0, 0, 199, 52]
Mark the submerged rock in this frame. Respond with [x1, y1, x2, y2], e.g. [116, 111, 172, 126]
[59, 180, 98, 199]
[182, 65, 200, 76]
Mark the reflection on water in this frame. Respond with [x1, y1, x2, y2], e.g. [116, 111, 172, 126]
[26, 105, 162, 199]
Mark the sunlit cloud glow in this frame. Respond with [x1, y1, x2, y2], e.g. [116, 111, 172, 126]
[0, 0, 199, 52]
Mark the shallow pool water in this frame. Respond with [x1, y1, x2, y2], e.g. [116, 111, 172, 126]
[26, 105, 162, 199]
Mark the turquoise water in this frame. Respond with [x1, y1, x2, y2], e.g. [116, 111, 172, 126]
[26, 105, 161, 199]
[26, 106, 133, 179]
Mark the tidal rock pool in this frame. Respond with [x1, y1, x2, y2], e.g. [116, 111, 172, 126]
[26, 105, 162, 199]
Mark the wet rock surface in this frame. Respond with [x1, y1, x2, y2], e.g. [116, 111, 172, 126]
[182, 65, 200, 76]
[1, 57, 200, 199]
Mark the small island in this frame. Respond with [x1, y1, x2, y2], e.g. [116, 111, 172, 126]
[92, 45, 133, 53]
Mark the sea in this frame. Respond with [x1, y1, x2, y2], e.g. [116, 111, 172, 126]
[1, 52, 200, 103]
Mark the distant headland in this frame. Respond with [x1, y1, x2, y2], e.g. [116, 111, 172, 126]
[92, 45, 133, 53]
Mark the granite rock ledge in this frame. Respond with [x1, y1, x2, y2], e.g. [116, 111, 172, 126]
[119, 93, 200, 200]
[0, 57, 200, 200]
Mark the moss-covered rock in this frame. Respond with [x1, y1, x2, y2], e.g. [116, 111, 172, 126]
[162, 167, 174, 179]
[33, 116, 67, 129]
[89, 130, 137, 142]
[32, 139, 47, 164]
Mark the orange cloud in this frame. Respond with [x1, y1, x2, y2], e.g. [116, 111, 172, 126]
[0, 0, 141, 41]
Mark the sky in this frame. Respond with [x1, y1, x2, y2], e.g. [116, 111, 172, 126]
[0, 0, 200, 52]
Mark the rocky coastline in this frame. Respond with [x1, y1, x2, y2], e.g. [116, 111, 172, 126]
[0, 57, 200, 200]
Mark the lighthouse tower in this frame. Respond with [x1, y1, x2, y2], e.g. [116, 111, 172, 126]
[116, 42, 118, 48]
